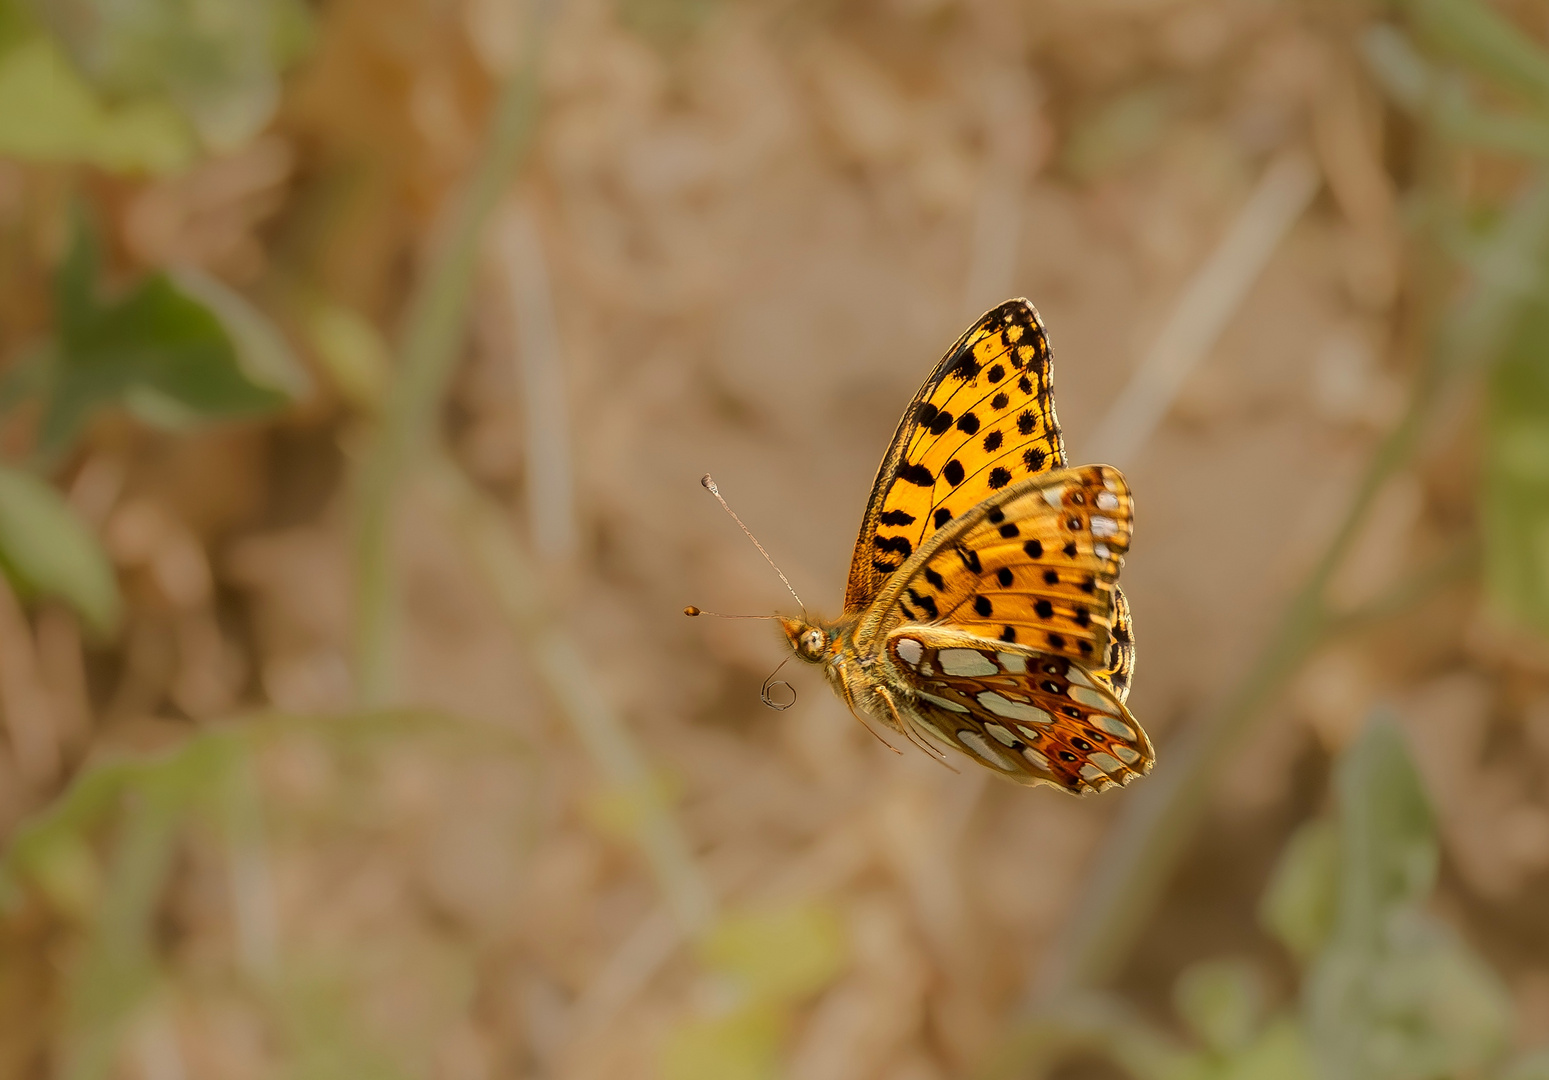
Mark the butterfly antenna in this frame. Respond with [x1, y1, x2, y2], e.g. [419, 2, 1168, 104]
[683, 606, 782, 620]
[699, 474, 808, 620]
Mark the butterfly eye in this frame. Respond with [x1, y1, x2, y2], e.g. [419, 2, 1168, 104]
[802, 630, 825, 655]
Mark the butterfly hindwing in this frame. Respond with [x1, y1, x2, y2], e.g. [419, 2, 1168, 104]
[885, 629, 1153, 793]
[1093, 585, 1135, 704]
[844, 299, 1067, 613]
[863, 464, 1132, 671]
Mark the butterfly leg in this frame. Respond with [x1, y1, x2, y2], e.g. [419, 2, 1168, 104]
[831, 660, 903, 755]
[874, 685, 959, 773]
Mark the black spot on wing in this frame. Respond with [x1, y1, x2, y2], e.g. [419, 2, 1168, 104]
[899, 463, 934, 486]
[943, 460, 965, 486]
[878, 509, 916, 526]
[873, 535, 913, 558]
[973, 595, 993, 616]
[1017, 411, 1037, 436]
[933, 507, 952, 529]
[1024, 539, 1043, 558]
[983, 430, 1003, 452]
[956, 412, 980, 435]
[908, 588, 939, 619]
[988, 467, 1012, 489]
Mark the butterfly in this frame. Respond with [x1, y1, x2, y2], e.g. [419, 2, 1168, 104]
[776, 299, 1152, 794]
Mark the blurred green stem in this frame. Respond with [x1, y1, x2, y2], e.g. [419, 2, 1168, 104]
[1020, 173, 1549, 1019]
[63, 793, 180, 1080]
[429, 457, 717, 935]
[353, 0, 554, 705]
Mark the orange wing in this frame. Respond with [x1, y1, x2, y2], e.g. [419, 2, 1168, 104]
[844, 299, 1066, 614]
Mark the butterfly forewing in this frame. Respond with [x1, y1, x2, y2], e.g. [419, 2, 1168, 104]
[885, 631, 1154, 793]
[844, 300, 1067, 613]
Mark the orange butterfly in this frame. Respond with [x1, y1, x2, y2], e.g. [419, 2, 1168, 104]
[702, 300, 1151, 794]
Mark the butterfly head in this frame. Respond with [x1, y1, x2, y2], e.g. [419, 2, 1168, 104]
[780, 618, 831, 664]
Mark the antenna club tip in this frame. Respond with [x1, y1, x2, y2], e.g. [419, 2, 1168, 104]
[699, 474, 717, 493]
[683, 606, 701, 617]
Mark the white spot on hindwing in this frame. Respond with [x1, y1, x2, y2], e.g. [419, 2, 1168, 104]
[1094, 714, 1135, 740]
[976, 691, 1052, 725]
[939, 649, 997, 677]
[920, 691, 969, 713]
[984, 723, 1018, 746]
[1091, 516, 1118, 537]
[1114, 744, 1141, 765]
[1096, 491, 1119, 511]
[895, 638, 923, 665]
[958, 730, 1012, 769]
[1042, 485, 1065, 509]
[1022, 747, 1050, 770]
[1069, 685, 1114, 711]
[1079, 763, 1105, 782]
[1094, 543, 1111, 560]
[1089, 752, 1123, 774]
[1065, 666, 1093, 687]
[996, 652, 1027, 673]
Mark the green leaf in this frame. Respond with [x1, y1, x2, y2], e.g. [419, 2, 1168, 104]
[303, 301, 390, 412]
[1484, 291, 1549, 636]
[1259, 819, 1339, 963]
[1400, 0, 1549, 113]
[0, 35, 192, 172]
[1222, 1016, 1315, 1080]
[1331, 716, 1436, 941]
[1174, 958, 1267, 1056]
[168, 267, 312, 400]
[36, 217, 292, 458]
[0, 464, 121, 634]
[659, 1002, 785, 1080]
[697, 902, 847, 1003]
[1304, 716, 1513, 1080]
[1364, 26, 1549, 162]
[33, 0, 314, 151]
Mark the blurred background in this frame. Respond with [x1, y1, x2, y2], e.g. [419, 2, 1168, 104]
[1, 0, 1549, 1077]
